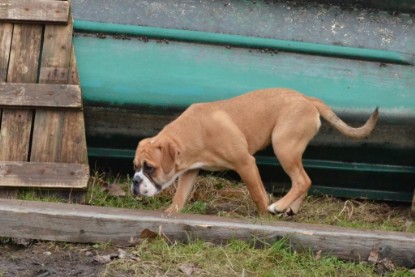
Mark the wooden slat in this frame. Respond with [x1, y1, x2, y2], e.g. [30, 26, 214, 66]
[0, 199, 414, 268]
[0, 0, 69, 24]
[31, 16, 86, 164]
[0, 23, 12, 81]
[58, 46, 88, 164]
[0, 162, 89, 188]
[0, 23, 13, 129]
[0, 24, 42, 161]
[0, 83, 81, 108]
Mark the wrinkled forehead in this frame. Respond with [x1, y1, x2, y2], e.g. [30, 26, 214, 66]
[135, 139, 161, 162]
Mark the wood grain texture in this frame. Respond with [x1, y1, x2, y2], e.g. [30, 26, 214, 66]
[31, 16, 88, 164]
[0, 83, 81, 108]
[0, 0, 69, 24]
[0, 162, 89, 188]
[0, 24, 42, 161]
[0, 23, 12, 81]
[0, 199, 414, 267]
[58, 46, 88, 164]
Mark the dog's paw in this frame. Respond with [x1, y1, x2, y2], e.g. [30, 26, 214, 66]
[267, 203, 296, 217]
[164, 205, 179, 214]
[284, 207, 296, 217]
[267, 203, 284, 214]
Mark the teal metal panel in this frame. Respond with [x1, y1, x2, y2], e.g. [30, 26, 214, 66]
[73, 30, 415, 119]
[74, 21, 413, 65]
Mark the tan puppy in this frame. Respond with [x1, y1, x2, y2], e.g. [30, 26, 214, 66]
[132, 88, 378, 215]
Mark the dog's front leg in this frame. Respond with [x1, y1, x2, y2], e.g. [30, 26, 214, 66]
[165, 169, 199, 214]
[235, 156, 270, 215]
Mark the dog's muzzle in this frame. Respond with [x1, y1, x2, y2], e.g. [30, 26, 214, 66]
[131, 171, 160, 197]
[131, 174, 143, 195]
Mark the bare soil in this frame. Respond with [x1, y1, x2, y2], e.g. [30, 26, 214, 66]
[0, 240, 114, 277]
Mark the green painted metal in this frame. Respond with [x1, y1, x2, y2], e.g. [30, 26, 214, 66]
[87, 147, 415, 174]
[73, 33, 415, 118]
[74, 20, 414, 65]
[258, 156, 415, 174]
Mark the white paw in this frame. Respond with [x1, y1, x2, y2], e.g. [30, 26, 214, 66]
[267, 203, 284, 214]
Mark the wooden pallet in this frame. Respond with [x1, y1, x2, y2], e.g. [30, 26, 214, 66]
[0, 0, 88, 200]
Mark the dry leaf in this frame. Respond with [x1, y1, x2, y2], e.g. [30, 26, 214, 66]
[368, 248, 379, 263]
[108, 183, 126, 196]
[117, 249, 140, 261]
[179, 263, 197, 276]
[12, 238, 32, 247]
[374, 258, 396, 275]
[91, 176, 110, 192]
[92, 254, 112, 264]
[314, 250, 322, 261]
[140, 228, 158, 240]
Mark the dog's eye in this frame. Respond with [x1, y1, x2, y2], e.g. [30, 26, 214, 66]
[143, 162, 155, 174]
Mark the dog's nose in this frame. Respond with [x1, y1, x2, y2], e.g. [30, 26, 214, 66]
[133, 174, 143, 187]
[131, 174, 143, 195]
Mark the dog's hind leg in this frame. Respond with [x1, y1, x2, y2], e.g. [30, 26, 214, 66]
[268, 108, 320, 215]
[165, 169, 199, 214]
[285, 192, 307, 215]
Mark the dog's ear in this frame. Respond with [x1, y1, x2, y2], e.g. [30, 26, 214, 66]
[160, 141, 177, 174]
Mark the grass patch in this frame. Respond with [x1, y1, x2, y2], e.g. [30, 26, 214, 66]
[102, 238, 413, 276]
[14, 171, 415, 276]
[86, 171, 414, 233]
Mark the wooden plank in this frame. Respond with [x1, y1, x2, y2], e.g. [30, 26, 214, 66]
[0, 23, 13, 135]
[31, 14, 88, 165]
[0, 83, 81, 108]
[0, 162, 89, 188]
[58, 46, 88, 164]
[0, 24, 42, 161]
[0, 0, 69, 24]
[0, 23, 12, 81]
[0, 199, 414, 268]
[30, 15, 79, 163]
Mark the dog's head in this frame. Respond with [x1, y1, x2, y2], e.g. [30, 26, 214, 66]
[131, 137, 179, 197]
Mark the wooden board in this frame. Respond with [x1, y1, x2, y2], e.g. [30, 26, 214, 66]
[0, 0, 69, 24]
[0, 162, 89, 188]
[412, 192, 415, 214]
[0, 83, 81, 108]
[0, 23, 12, 81]
[0, 199, 414, 268]
[30, 16, 88, 165]
[0, 24, 42, 161]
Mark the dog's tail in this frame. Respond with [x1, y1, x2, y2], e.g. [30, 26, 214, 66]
[308, 97, 379, 139]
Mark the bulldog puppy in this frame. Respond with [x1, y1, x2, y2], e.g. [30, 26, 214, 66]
[132, 88, 378, 216]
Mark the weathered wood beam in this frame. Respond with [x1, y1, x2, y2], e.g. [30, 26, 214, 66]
[0, 199, 413, 268]
[0, 0, 69, 24]
[412, 190, 415, 215]
[0, 83, 82, 109]
[0, 162, 89, 188]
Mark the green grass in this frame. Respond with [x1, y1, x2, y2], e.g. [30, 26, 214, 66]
[101, 238, 414, 276]
[85, 172, 414, 233]
[15, 171, 415, 276]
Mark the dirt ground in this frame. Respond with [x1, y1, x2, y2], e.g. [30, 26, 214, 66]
[0, 240, 114, 277]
